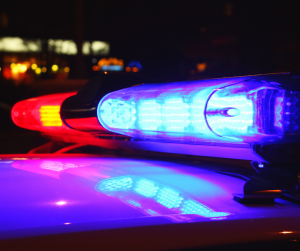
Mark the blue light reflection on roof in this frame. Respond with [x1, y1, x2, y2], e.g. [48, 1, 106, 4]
[126, 200, 141, 208]
[134, 179, 159, 198]
[156, 187, 183, 209]
[96, 175, 231, 221]
[181, 200, 229, 218]
[99, 176, 133, 191]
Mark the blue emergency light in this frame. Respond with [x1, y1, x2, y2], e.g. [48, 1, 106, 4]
[97, 74, 299, 145]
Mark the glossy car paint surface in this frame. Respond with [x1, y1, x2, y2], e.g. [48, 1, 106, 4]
[0, 154, 299, 250]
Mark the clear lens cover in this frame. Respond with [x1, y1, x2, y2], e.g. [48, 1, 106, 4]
[97, 75, 299, 145]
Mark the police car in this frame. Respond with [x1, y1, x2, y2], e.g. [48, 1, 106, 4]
[1, 72, 300, 250]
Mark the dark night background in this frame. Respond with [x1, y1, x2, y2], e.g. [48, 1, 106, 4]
[1, 0, 300, 153]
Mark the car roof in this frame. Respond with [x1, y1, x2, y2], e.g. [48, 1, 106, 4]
[0, 154, 299, 249]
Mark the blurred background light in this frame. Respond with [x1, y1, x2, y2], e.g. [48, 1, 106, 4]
[51, 64, 59, 72]
[31, 63, 37, 70]
[128, 60, 143, 71]
[197, 63, 207, 72]
[92, 65, 100, 71]
[82, 41, 110, 55]
[35, 68, 41, 74]
[97, 57, 124, 71]
[0, 37, 41, 52]
[48, 39, 77, 55]
[19, 64, 27, 73]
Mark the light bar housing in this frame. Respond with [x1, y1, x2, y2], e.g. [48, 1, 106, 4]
[11, 92, 76, 132]
[10, 73, 300, 164]
[97, 74, 300, 146]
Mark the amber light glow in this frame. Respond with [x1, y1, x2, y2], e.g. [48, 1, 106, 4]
[197, 62, 207, 72]
[10, 63, 28, 74]
[39, 106, 63, 126]
[98, 57, 124, 68]
[92, 65, 100, 71]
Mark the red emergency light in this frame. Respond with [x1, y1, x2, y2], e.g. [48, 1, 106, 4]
[11, 92, 77, 132]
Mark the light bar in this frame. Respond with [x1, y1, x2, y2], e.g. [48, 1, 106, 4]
[97, 75, 300, 145]
[11, 92, 76, 132]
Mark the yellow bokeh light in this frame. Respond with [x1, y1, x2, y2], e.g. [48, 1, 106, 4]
[19, 65, 27, 73]
[10, 63, 16, 69]
[64, 67, 70, 73]
[42, 67, 47, 73]
[35, 68, 42, 74]
[12, 67, 18, 74]
[52, 64, 59, 72]
[31, 63, 37, 70]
